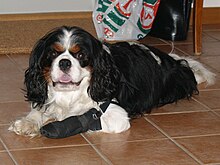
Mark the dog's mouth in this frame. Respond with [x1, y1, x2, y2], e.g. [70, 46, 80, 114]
[52, 74, 82, 91]
[52, 81, 82, 87]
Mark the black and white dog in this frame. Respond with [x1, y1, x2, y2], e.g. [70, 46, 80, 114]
[9, 26, 215, 138]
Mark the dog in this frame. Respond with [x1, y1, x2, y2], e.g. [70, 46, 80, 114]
[9, 26, 215, 137]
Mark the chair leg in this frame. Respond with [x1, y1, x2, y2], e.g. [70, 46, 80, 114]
[193, 0, 204, 55]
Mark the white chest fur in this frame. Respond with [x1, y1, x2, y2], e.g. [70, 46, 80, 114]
[45, 83, 98, 121]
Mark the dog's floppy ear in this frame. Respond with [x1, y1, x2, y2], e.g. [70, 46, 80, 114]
[89, 42, 120, 102]
[24, 39, 48, 108]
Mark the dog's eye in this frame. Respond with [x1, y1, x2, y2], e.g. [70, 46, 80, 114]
[75, 53, 84, 59]
[48, 50, 58, 57]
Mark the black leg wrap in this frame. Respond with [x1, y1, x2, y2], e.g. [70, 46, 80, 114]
[40, 108, 102, 139]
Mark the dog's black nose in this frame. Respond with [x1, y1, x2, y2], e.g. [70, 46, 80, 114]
[59, 59, 71, 71]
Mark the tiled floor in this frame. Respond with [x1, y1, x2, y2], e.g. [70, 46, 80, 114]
[0, 24, 220, 165]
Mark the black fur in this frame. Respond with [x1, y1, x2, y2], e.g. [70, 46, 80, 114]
[90, 42, 198, 117]
[25, 26, 198, 117]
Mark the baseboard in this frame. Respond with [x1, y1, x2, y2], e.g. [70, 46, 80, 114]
[201, 7, 220, 24]
[190, 7, 220, 25]
[0, 7, 219, 24]
[0, 12, 92, 21]
[0, 12, 95, 55]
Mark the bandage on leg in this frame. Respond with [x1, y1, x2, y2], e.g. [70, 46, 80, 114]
[40, 108, 102, 138]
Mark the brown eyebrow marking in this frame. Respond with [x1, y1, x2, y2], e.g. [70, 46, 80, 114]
[53, 43, 65, 52]
[69, 44, 81, 54]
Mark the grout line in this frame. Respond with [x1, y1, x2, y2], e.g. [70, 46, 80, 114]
[6, 54, 24, 73]
[0, 137, 18, 165]
[144, 117, 204, 165]
[0, 100, 25, 104]
[210, 110, 220, 118]
[191, 97, 210, 108]
[198, 88, 220, 92]
[0, 124, 11, 127]
[191, 97, 214, 110]
[81, 135, 168, 145]
[0, 99, 26, 104]
[149, 109, 210, 116]
[192, 97, 220, 118]
[172, 133, 220, 139]
[203, 31, 220, 42]
[81, 133, 113, 165]
[203, 29, 220, 32]
[147, 43, 172, 46]
[175, 46, 192, 56]
[6, 143, 91, 152]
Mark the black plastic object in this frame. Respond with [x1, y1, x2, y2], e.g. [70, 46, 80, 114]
[40, 108, 102, 139]
[149, 0, 193, 41]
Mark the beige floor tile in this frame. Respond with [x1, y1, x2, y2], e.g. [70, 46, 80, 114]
[204, 30, 220, 40]
[176, 135, 220, 164]
[147, 111, 220, 137]
[95, 140, 199, 165]
[151, 99, 208, 114]
[175, 42, 220, 56]
[194, 90, 220, 109]
[0, 152, 15, 165]
[10, 146, 107, 165]
[0, 142, 5, 151]
[0, 101, 29, 125]
[0, 125, 87, 151]
[9, 54, 29, 71]
[197, 56, 220, 72]
[84, 117, 166, 144]
[0, 55, 24, 102]
[198, 73, 220, 90]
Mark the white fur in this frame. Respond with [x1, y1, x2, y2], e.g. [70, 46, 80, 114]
[100, 103, 130, 133]
[60, 29, 73, 49]
[103, 44, 111, 54]
[130, 42, 162, 65]
[169, 53, 216, 86]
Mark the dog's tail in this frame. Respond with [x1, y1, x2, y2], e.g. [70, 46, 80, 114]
[169, 54, 216, 86]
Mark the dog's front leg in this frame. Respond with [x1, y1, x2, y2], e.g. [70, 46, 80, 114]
[8, 106, 51, 137]
[100, 103, 131, 133]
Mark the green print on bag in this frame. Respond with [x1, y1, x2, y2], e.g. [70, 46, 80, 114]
[137, 0, 160, 33]
[104, 0, 134, 35]
[93, 0, 160, 40]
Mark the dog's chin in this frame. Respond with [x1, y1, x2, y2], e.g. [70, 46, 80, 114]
[52, 80, 82, 91]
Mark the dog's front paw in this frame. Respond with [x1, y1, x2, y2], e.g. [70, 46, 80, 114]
[8, 118, 40, 137]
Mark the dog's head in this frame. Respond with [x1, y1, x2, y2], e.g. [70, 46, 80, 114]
[25, 26, 120, 108]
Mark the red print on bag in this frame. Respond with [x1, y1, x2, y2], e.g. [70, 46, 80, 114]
[140, 2, 159, 29]
[115, 0, 134, 18]
[104, 28, 114, 38]
[137, 1, 160, 33]
[96, 13, 103, 23]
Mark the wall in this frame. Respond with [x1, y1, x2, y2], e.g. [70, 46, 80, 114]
[204, 0, 220, 7]
[0, 0, 94, 14]
[0, 0, 219, 14]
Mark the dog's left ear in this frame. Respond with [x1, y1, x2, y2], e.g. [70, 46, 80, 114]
[89, 41, 120, 102]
